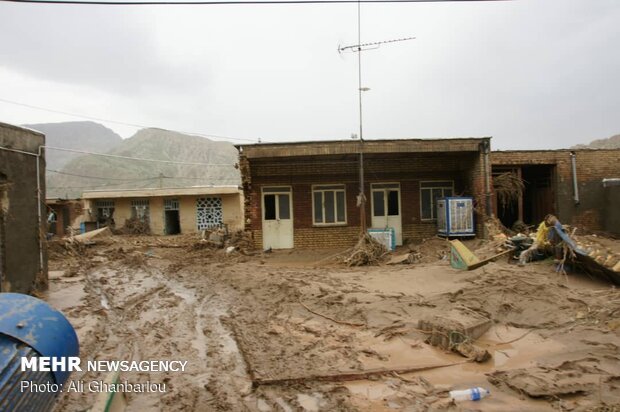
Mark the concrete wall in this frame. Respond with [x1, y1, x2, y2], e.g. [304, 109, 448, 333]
[241, 150, 487, 249]
[0, 122, 47, 293]
[85, 193, 243, 235]
[492, 149, 620, 234]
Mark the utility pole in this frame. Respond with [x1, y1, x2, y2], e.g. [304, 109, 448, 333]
[339, 6, 415, 236]
[357, 1, 366, 234]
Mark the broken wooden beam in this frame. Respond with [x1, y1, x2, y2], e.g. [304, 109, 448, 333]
[252, 360, 471, 387]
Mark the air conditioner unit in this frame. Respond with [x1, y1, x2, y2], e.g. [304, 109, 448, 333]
[367, 228, 396, 251]
[437, 197, 475, 237]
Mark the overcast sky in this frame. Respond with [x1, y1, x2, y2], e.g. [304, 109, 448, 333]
[0, 0, 618, 149]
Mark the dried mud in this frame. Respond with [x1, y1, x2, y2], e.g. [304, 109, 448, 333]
[46, 234, 620, 411]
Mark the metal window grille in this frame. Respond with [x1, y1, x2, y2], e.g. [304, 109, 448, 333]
[95, 200, 115, 208]
[196, 197, 223, 230]
[164, 199, 180, 211]
[130, 199, 150, 221]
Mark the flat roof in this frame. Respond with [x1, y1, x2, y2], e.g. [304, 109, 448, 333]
[0, 121, 45, 136]
[237, 137, 490, 159]
[82, 185, 241, 199]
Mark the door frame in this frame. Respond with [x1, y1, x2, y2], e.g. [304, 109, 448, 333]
[261, 186, 294, 249]
[370, 182, 402, 245]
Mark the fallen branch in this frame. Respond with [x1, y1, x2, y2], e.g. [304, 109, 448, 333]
[253, 360, 472, 387]
[298, 299, 364, 327]
[314, 247, 354, 265]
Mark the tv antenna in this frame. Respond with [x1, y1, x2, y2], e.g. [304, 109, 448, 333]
[339, 1, 415, 233]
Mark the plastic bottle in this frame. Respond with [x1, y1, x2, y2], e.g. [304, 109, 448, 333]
[449, 387, 490, 401]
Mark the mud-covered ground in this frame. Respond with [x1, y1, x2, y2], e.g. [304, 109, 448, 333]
[46, 234, 620, 411]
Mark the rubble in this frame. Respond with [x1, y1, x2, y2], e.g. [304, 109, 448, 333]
[117, 217, 151, 235]
[344, 233, 388, 266]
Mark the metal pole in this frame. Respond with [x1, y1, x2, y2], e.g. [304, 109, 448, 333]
[357, 0, 367, 234]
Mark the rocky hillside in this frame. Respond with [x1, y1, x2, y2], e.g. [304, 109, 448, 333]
[46, 128, 239, 199]
[24, 121, 123, 170]
[572, 134, 620, 149]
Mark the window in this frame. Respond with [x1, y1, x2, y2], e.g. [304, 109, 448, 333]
[95, 200, 115, 225]
[196, 197, 223, 230]
[312, 185, 346, 225]
[130, 199, 150, 222]
[372, 183, 400, 217]
[420, 181, 454, 220]
[262, 187, 292, 221]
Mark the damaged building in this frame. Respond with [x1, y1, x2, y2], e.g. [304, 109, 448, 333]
[81, 186, 244, 235]
[491, 149, 620, 235]
[237, 138, 492, 250]
[0, 122, 47, 293]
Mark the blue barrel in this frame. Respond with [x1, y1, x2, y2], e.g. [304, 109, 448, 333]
[0, 293, 79, 412]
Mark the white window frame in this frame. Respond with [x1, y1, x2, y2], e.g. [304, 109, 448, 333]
[420, 180, 454, 221]
[261, 186, 293, 221]
[370, 182, 401, 218]
[312, 184, 347, 226]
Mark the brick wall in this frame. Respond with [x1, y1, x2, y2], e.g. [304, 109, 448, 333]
[492, 149, 620, 233]
[242, 151, 487, 249]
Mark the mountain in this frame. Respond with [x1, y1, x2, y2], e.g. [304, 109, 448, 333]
[23, 121, 123, 171]
[47, 128, 240, 199]
[572, 134, 620, 150]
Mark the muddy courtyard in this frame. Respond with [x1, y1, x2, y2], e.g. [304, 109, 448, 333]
[45, 234, 620, 411]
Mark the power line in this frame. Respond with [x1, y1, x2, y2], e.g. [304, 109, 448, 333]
[0, 97, 260, 143]
[47, 168, 144, 180]
[1, 0, 508, 4]
[44, 146, 237, 166]
[47, 168, 240, 181]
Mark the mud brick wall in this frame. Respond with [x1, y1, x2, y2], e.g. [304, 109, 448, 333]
[0, 122, 47, 293]
[241, 150, 487, 249]
[492, 149, 620, 234]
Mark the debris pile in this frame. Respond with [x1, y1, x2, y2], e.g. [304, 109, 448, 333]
[574, 234, 620, 273]
[493, 172, 525, 211]
[405, 237, 451, 264]
[344, 233, 388, 266]
[225, 230, 256, 254]
[119, 217, 151, 235]
[484, 216, 512, 240]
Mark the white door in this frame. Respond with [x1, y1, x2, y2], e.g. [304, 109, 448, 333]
[371, 183, 403, 246]
[262, 187, 294, 249]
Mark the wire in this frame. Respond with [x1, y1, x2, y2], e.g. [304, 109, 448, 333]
[47, 168, 240, 183]
[44, 145, 237, 166]
[339, 36, 416, 52]
[47, 169, 144, 180]
[0, 97, 260, 143]
[1, 0, 508, 4]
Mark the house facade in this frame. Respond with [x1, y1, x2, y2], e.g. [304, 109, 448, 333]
[81, 186, 244, 235]
[46, 198, 85, 236]
[237, 138, 492, 249]
[0, 122, 47, 293]
[491, 149, 620, 235]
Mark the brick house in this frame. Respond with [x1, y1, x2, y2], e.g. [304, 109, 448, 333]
[237, 138, 492, 249]
[491, 149, 620, 235]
